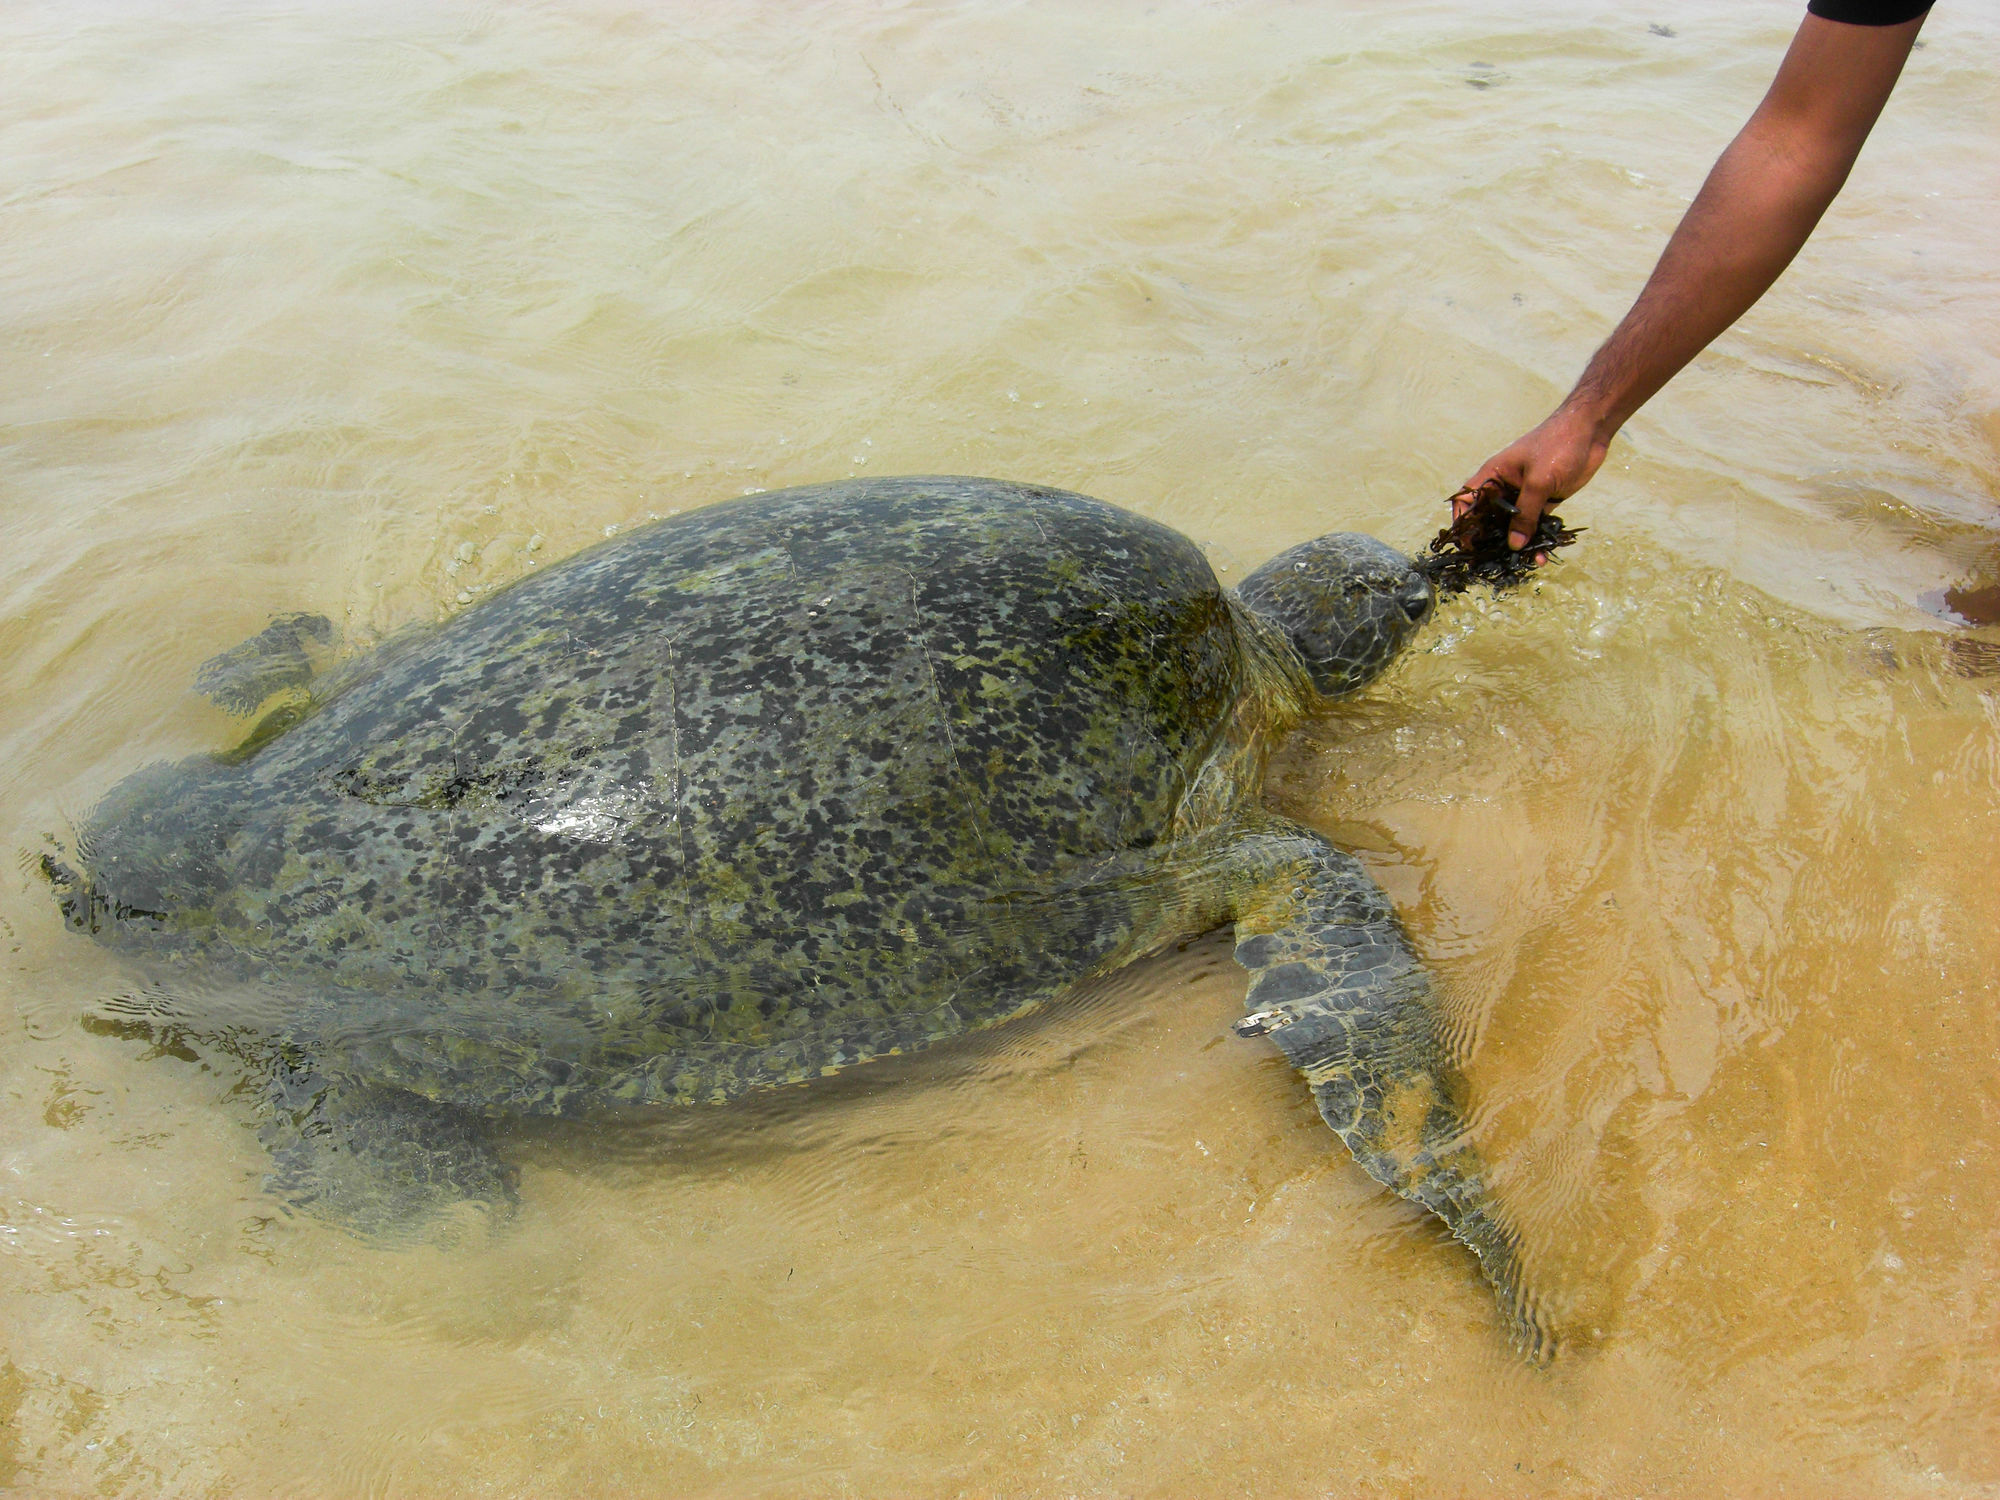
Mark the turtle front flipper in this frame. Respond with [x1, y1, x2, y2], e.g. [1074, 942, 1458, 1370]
[1227, 819, 1547, 1359]
[259, 1052, 517, 1241]
[193, 612, 335, 715]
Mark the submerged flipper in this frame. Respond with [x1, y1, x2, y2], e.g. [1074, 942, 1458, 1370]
[259, 1054, 517, 1241]
[1229, 821, 1547, 1358]
[194, 612, 335, 715]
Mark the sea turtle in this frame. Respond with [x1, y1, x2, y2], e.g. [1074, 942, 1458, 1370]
[48, 475, 1536, 1348]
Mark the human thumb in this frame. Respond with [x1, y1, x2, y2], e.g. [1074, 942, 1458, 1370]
[1507, 482, 1547, 551]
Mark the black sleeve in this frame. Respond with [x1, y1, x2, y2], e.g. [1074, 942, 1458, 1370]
[1806, 0, 1933, 23]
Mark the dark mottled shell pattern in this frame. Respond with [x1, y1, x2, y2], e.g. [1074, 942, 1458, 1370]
[85, 478, 1272, 1114]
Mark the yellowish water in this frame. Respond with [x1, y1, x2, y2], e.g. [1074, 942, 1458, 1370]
[3, 2, 1998, 1494]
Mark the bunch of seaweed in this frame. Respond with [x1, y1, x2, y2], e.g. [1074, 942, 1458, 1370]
[1414, 477, 1583, 598]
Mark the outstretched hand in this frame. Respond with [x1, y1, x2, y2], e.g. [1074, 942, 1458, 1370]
[1452, 10, 1925, 555]
[1457, 402, 1611, 551]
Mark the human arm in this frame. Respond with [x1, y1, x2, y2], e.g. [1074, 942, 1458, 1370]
[1463, 9, 1928, 549]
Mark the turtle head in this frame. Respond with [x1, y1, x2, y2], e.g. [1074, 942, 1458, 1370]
[1235, 533, 1434, 697]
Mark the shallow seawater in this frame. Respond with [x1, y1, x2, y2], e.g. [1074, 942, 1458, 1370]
[3, 1, 1998, 1494]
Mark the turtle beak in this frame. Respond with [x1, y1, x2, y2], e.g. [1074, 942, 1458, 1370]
[1398, 577, 1435, 625]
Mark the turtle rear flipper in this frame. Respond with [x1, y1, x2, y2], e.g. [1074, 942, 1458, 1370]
[194, 612, 336, 716]
[1229, 820, 1549, 1360]
[259, 1057, 516, 1242]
